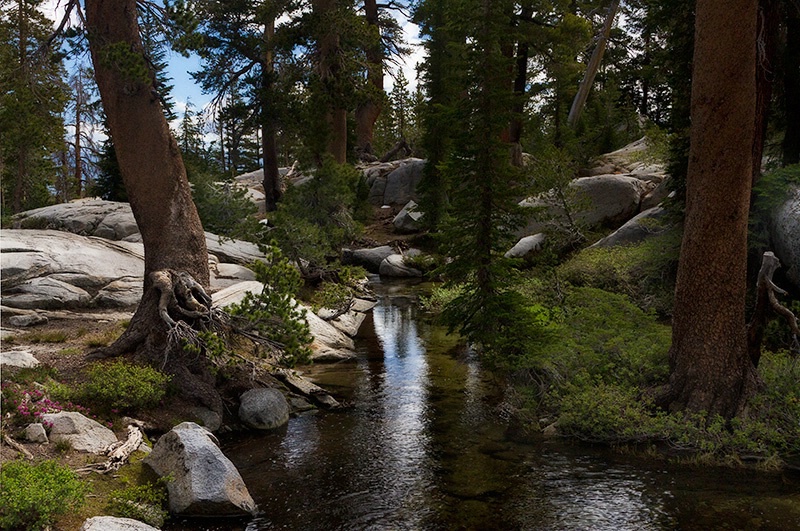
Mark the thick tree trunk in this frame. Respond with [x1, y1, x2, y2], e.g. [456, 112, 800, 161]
[314, 0, 348, 164]
[664, 0, 759, 418]
[355, 0, 383, 156]
[85, 0, 217, 412]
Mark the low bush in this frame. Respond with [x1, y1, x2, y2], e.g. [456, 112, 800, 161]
[0, 383, 92, 427]
[0, 460, 87, 530]
[79, 360, 170, 413]
[106, 481, 169, 528]
[557, 229, 681, 316]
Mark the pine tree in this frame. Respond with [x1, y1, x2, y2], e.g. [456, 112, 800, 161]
[435, 0, 536, 366]
[0, 0, 69, 213]
[413, 0, 467, 230]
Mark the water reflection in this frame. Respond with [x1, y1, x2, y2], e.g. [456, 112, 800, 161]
[184, 284, 800, 531]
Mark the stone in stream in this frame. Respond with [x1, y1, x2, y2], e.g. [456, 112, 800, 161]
[238, 388, 290, 430]
[144, 422, 257, 517]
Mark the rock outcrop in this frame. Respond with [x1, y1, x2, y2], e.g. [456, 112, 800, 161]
[342, 245, 395, 273]
[379, 254, 423, 278]
[144, 422, 257, 517]
[0, 229, 257, 311]
[589, 206, 674, 248]
[393, 200, 424, 233]
[365, 158, 425, 208]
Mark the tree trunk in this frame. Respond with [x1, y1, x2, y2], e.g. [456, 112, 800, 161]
[567, 0, 619, 128]
[13, 0, 27, 214]
[314, 0, 348, 164]
[664, 0, 759, 419]
[783, 2, 800, 165]
[75, 75, 83, 198]
[85, 0, 218, 413]
[261, 16, 282, 212]
[355, 0, 383, 156]
[509, 6, 531, 168]
[752, 0, 779, 183]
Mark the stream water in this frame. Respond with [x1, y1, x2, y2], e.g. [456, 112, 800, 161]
[169, 280, 800, 531]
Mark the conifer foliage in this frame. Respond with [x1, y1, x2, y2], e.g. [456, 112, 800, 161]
[431, 0, 539, 365]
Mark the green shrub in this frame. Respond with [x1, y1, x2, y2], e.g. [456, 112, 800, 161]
[191, 171, 262, 242]
[80, 360, 170, 413]
[106, 481, 168, 528]
[557, 380, 667, 443]
[526, 287, 671, 388]
[557, 229, 681, 316]
[307, 265, 369, 313]
[0, 460, 87, 530]
[419, 284, 464, 315]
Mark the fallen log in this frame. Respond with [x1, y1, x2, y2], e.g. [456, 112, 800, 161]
[272, 368, 342, 409]
[77, 424, 144, 474]
[2, 433, 33, 460]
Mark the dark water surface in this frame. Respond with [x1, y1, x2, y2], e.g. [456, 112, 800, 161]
[169, 281, 800, 531]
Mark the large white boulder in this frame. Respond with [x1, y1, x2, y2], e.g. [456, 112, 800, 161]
[13, 198, 139, 240]
[518, 174, 651, 237]
[144, 422, 257, 517]
[1, 229, 144, 309]
[41, 411, 118, 454]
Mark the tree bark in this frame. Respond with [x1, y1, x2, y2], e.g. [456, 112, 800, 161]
[567, 0, 619, 128]
[261, 16, 282, 211]
[752, 0, 779, 183]
[664, 0, 759, 419]
[509, 6, 532, 168]
[85, 0, 217, 412]
[314, 0, 348, 164]
[783, 2, 800, 165]
[355, 0, 383, 156]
